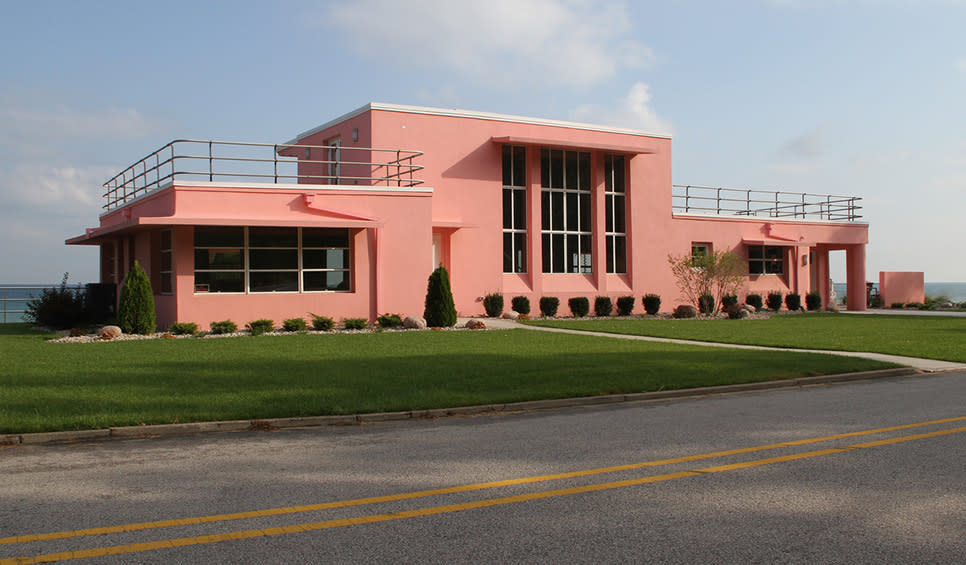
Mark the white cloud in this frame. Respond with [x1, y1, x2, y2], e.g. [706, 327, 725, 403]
[4, 163, 111, 208]
[320, 0, 655, 90]
[0, 105, 159, 144]
[569, 81, 672, 133]
[768, 125, 830, 175]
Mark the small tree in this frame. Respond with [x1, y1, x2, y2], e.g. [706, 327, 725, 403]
[424, 266, 457, 327]
[117, 261, 156, 334]
[668, 249, 747, 314]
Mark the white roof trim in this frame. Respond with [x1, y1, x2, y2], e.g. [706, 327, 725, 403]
[285, 102, 672, 145]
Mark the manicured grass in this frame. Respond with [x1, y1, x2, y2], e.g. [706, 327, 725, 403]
[0, 324, 893, 434]
[526, 313, 966, 362]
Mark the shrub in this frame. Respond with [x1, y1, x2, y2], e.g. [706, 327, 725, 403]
[594, 296, 613, 317]
[766, 292, 784, 311]
[424, 266, 457, 328]
[568, 297, 590, 318]
[343, 317, 367, 330]
[282, 317, 307, 332]
[246, 319, 274, 336]
[539, 296, 560, 317]
[643, 294, 661, 315]
[616, 296, 636, 316]
[698, 293, 715, 315]
[117, 261, 156, 334]
[905, 302, 925, 310]
[482, 293, 504, 317]
[890, 302, 905, 309]
[869, 295, 883, 308]
[673, 305, 697, 319]
[785, 293, 802, 311]
[25, 273, 88, 329]
[721, 294, 738, 309]
[746, 294, 763, 311]
[168, 322, 198, 335]
[210, 320, 237, 334]
[376, 313, 403, 328]
[310, 313, 335, 331]
[806, 292, 823, 311]
[511, 295, 531, 315]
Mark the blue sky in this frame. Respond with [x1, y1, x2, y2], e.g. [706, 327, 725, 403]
[2, 0, 964, 283]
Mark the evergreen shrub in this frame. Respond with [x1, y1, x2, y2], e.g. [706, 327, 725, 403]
[310, 314, 335, 331]
[210, 320, 237, 334]
[117, 261, 156, 334]
[424, 266, 457, 327]
[890, 302, 905, 309]
[246, 319, 274, 336]
[594, 296, 613, 317]
[483, 293, 504, 317]
[673, 305, 697, 318]
[168, 322, 198, 335]
[377, 313, 403, 328]
[722, 294, 739, 309]
[343, 318, 367, 330]
[785, 293, 802, 311]
[746, 294, 763, 311]
[25, 273, 88, 330]
[511, 295, 531, 315]
[698, 293, 715, 315]
[766, 292, 784, 311]
[568, 297, 590, 318]
[643, 294, 661, 315]
[616, 296, 636, 316]
[806, 291, 823, 311]
[282, 317, 307, 332]
[539, 296, 559, 317]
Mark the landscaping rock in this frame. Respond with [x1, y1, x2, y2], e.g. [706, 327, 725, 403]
[502, 310, 520, 320]
[465, 319, 486, 330]
[403, 316, 427, 329]
[99, 325, 122, 340]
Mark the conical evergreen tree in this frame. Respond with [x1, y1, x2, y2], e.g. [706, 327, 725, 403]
[117, 260, 157, 334]
[424, 266, 457, 327]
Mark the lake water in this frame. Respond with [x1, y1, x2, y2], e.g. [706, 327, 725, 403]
[833, 282, 966, 303]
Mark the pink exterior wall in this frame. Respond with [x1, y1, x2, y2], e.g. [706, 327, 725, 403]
[879, 271, 924, 305]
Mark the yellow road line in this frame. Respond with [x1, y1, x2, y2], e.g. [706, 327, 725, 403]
[4, 425, 964, 564]
[2, 415, 964, 548]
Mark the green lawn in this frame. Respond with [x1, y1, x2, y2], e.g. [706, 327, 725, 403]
[0, 324, 893, 433]
[526, 313, 966, 362]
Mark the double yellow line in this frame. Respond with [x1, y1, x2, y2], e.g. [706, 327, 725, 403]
[2, 416, 964, 563]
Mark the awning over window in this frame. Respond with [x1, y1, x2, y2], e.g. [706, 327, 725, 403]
[490, 136, 658, 155]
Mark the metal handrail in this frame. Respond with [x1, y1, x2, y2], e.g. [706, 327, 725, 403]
[672, 184, 862, 222]
[102, 139, 425, 210]
[0, 284, 86, 324]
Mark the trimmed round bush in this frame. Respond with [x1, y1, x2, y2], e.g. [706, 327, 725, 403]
[483, 293, 504, 317]
[766, 292, 784, 311]
[377, 313, 403, 328]
[806, 292, 823, 311]
[539, 296, 560, 317]
[511, 295, 531, 315]
[282, 317, 307, 332]
[673, 305, 697, 319]
[722, 294, 739, 309]
[643, 294, 661, 315]
[594, 296, 613, 317]
[785, 293, 802, 311]
[210, 320, 237, 334]
[568, 297, 590, 318]
[343, 318, 367, 330]
[616, 296, 635, 316]
[746, 294, 763, 311]
[698, 293, 715, 315]
[246, 319, 274, 336]
[168, 322, 198, 335]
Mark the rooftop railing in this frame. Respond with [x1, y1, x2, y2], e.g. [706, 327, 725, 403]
[672, 185, 862, 222]
[102, 139, 425, 211]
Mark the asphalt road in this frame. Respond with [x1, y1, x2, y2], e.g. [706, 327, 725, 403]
[2, 371, 964, 563]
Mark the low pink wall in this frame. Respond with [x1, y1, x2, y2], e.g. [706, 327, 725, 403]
[879, 271, 924, 306]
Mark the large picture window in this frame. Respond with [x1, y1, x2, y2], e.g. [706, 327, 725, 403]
[541, 148, 591, 273]
[502, 145, 527, 273]
[604, 154, 626, 274]
[194, 227, 350, 293]
[748, 245, 785, 275]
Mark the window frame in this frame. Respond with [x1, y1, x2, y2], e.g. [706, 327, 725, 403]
[159, 229, 173, 295]
[747, 244, 785, 275]
[605, 154, 627, 274]
[541, 148, 592, 274]
[502, 145, 528, 274]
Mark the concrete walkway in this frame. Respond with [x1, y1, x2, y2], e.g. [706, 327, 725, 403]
[473, 317, 966, 373]
[841, 308, 966, 317]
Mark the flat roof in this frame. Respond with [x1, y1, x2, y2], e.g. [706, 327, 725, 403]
[285, 102, 672, 145]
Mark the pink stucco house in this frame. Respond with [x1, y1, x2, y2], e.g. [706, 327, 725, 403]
[67, 103, 868, 328]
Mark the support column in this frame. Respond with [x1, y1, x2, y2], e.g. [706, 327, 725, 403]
[813, 247, 830, 309]
[367, 227, 380, 321]
[526, 148, 543, 299]
[591, 152, 606, 294]
[846, 244, 867, 311]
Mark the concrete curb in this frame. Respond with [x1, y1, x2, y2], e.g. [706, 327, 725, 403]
[5, 367, 924, 447]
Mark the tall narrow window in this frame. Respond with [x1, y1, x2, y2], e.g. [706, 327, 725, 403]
[327, 137, 341, 184]
[541, 148, 591, 273]
[159, 229, 173, 294]
[502, 145, 527, 273]
[604, 154, 627, 274]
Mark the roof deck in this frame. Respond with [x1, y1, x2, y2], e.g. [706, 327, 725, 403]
[673, 184, 862, 222]
[102, 139, 424, 211]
